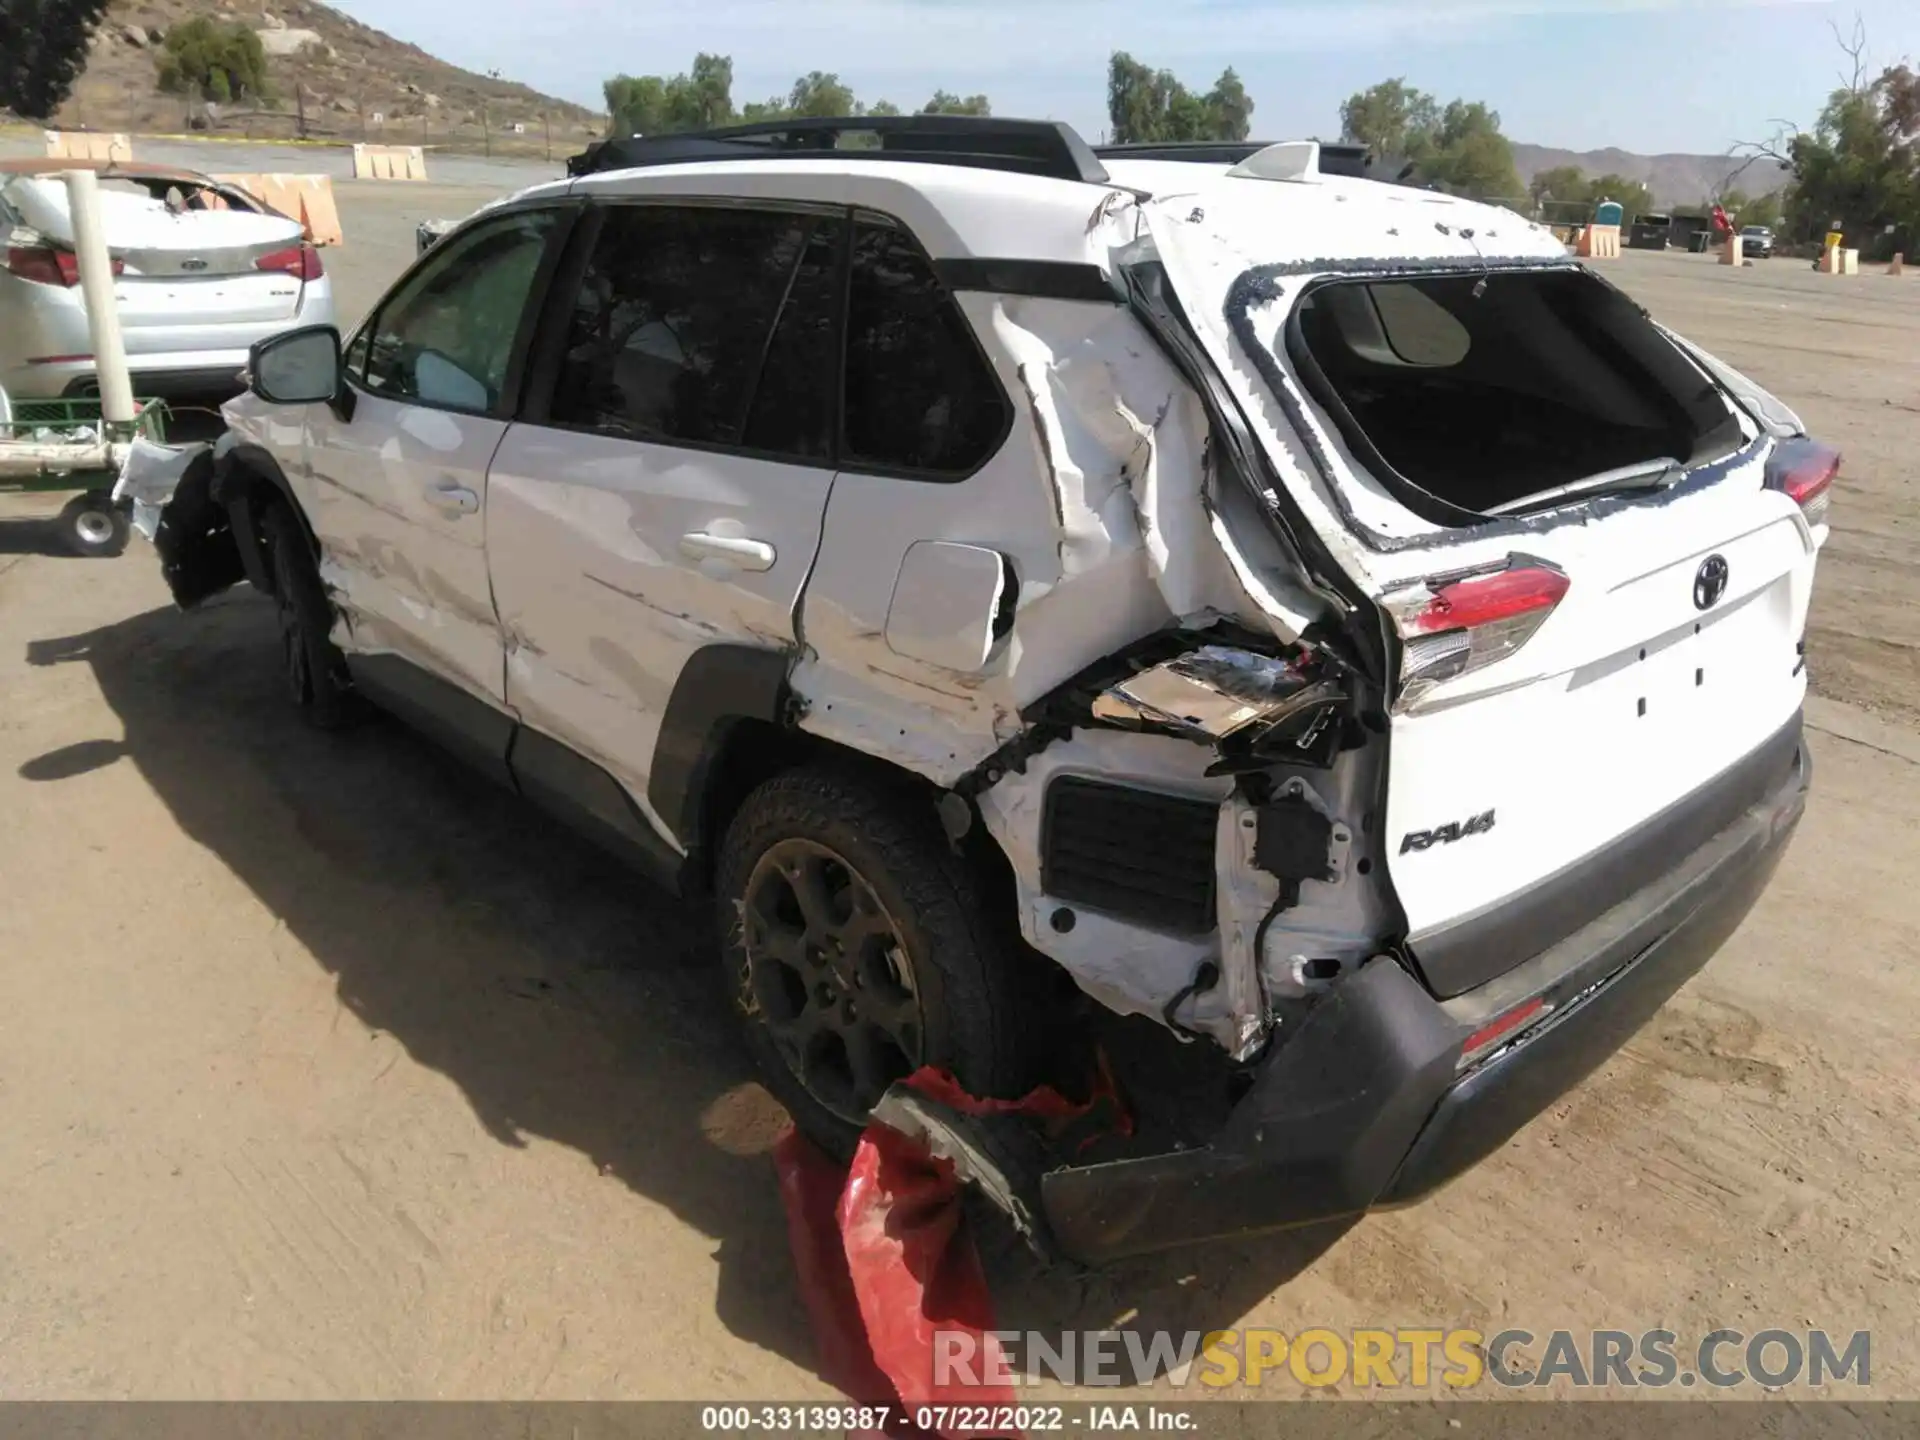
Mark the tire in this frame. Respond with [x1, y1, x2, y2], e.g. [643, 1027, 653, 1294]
[54, 493, 129, 558]
[715, 763, 1038, 1156]
[260, 500, 359, 730]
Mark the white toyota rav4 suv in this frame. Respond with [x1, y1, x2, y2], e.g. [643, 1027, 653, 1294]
[131, 117, 1830, 1261]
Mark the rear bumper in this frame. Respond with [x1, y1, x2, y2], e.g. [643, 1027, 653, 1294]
[1041, 710, 1810, 1262]
[8, 351, 250, 403]
[1, 280, 334, 400]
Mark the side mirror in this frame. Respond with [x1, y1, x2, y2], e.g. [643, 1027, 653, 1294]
[249, 325, 343, 406]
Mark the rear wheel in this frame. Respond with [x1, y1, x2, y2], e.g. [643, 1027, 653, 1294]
[54, 492, 128, 558]
[260, 500, 359, 729]
[715, 764, 1037, 1156]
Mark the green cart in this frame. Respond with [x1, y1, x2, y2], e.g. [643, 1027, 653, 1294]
[0, 396, 171, 557]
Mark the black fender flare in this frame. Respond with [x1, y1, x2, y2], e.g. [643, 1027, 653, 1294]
[210, 441, 317, 594]
[648, 644, 792, 853]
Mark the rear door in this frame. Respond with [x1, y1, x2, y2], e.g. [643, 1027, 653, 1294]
[1179, 253, 1821, 997]
[299, 206, 565, 706]
[485, 200, 844, 834]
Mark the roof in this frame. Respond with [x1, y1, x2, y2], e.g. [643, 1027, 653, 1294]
[539, 159, 1117, 266]
[515, 133, 1566, 277]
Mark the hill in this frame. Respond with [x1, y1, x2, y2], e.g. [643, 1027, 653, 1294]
[30, 0, 604, 157]
[1511, 142, 1792, 211]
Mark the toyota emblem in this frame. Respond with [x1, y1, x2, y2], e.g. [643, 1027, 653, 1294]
[1694, 554, 1730, 610]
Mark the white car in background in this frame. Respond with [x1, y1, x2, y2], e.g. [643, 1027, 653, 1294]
[0, 159, 335, 403]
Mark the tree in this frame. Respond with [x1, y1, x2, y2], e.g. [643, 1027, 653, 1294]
[1784, 68, 1918, 250]
[1204, 67, 1252, 143]
[603, 53, 734, 136]
[787, 71, 856, 119]
[1733, 20, 1920, 252]
[868, 99, 902, 118]
[155, 17, 271, 104]
[923, 90, 991, 117]
[1338, 81, 1521, 200]
[0, 0, 111, 120]
[1528, 164, 1586, 205]
[1420, 100, 1523, 200]
[738, 96, 791, 124]
[1106, 52, 1256, 143]
[1338, 78, 1440, 162]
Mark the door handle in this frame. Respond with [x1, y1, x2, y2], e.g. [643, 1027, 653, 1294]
[679, 531, 776, 572]
[425, 482, 479, 515]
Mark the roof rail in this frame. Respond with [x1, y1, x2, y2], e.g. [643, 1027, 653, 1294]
[1094, 139, 1374, 179]
[569, 116, 1112, 185]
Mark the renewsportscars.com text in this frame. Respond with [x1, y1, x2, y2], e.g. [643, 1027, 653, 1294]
[933, 1327, 1872, 1390]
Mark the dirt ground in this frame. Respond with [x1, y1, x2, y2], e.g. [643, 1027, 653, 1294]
[1, 196, 1917, 1401]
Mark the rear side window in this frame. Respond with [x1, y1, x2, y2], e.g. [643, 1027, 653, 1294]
[842, 217, 1008, 476]
[362, 210, 557, 414]
[551, 206, 818, 449]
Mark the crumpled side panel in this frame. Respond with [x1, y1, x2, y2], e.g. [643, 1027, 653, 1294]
[973, 729, 1247, 1049]
[793, 293, 1274, 787]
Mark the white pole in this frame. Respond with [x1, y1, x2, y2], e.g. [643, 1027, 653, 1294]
[61, 168, 136, 426]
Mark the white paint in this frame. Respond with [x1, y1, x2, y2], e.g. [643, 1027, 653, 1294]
[884, 541, 1008, 675]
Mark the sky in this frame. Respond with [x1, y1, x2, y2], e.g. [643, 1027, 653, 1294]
[328, 0, 1920, 156]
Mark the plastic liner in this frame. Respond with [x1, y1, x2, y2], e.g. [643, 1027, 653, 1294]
[774, 1067, 1129, 1438]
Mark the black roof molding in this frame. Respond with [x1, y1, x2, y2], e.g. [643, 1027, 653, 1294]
[1093, 139, 1376, 179]
[569, 116, 1112, 185]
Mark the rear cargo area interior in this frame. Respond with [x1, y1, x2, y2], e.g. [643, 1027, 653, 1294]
[1291, 269, 1743, 517]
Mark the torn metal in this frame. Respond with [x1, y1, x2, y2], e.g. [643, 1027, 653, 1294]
[112, 436, 210, 541]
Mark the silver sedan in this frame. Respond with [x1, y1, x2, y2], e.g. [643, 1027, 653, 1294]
[1, 158, 336, 403]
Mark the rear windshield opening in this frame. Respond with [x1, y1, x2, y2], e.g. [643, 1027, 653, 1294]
[1289, 269, 1743, 522]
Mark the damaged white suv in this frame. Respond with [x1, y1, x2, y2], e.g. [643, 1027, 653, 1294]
[129, 118, 1830, 1262]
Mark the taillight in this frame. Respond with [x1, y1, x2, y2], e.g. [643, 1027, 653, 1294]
[1765, 436, 1840, 529]
[5, 244, 122, 287]
[1388, 558, 1570, 703]
[1459, 996, 1551, 1071]
[255, 243, 324, 282]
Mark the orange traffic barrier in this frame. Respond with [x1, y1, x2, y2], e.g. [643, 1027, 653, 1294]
[1576, 223, 1621, 259]
[212, 173, 344, 246]
[45, 130, 132, 163]
[350, 143, 427, 181]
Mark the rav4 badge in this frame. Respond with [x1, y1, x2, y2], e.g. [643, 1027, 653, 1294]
[1400, 810, 1497, 854]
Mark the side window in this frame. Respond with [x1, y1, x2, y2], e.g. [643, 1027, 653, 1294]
[842, 217, 1008, 476]
[362, 210, 557, 414]
[740, 217, 844, 460]
[550, 205, 822, 450]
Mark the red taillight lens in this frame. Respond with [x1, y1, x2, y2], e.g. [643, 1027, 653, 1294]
[5, 244, 125, 286]
[7, 244, 68, 285]
[1389, 560, 1570, 704]
[1459, 997, 1550, 1070]
[1765, 437, 1839, 529]
[255, 243, 324, 282]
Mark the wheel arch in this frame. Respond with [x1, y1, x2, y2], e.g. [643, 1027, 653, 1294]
[210, 440, 319, 597]
[658, 644, 987, 891]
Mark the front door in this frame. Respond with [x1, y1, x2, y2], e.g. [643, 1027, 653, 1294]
[302, 207, 563, 705]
